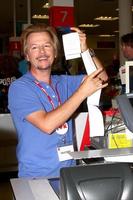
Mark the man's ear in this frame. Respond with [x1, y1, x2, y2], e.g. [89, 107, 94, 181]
[25, 54, 30, 61]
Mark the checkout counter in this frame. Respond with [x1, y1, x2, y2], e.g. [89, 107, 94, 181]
[10, 147, 133, 200]
[11, 178, 59, 200]
[10, 92, 133, 199]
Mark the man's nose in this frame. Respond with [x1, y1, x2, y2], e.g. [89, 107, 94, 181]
[39, 45, 45, 52]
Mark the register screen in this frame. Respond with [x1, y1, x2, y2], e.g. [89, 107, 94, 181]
[129, 65, 133, 93]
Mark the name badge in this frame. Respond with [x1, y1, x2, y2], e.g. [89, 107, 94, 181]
[57, 145, 74, 161]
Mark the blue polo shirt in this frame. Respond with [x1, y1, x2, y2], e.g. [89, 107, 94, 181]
[8, 72, 84, 178]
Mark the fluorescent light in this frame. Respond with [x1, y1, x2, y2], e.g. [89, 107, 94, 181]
[32, 14, 49, 19]
[95, 16, 118, 21]
[79, 24, 100, 28]
[98, 34, 115, 37]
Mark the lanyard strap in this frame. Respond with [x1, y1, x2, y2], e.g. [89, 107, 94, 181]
[34, 80, 68, 143]
[34, 80, 61, 110]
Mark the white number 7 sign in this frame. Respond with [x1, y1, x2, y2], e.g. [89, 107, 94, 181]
[60, 10, 68, 22]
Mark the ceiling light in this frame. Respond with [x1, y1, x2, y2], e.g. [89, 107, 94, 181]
[98, 34, 115, 37]
[32, 14, 49, 19]
[42, 2, 50, 8]
[79, 24, 100, 28]
[95, 16, 118, 21]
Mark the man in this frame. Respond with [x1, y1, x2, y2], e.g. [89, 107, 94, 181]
[121, 32, 133, 61]
[8, 24, 108, 192]
[120, 32, 133, 93]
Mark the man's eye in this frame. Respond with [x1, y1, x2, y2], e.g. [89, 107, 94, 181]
[31, 46, 38, 50]
[45, 44, 51, 48]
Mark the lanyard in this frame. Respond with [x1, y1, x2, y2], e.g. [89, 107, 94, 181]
[34, 80, 61, 110]
[34, 80, 69, 143]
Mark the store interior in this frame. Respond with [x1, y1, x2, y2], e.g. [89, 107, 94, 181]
[0, 0, 126, 112]
[0, 0, 133, 199]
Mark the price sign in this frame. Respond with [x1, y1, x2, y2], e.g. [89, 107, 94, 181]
[49, 6, 74, 27]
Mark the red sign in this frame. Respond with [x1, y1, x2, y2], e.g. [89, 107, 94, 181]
[49, 6, 75, 27]
[8, 41, 21, 58]
[9, 41, 21, 51]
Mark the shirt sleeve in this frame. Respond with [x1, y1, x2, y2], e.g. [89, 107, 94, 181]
[8, 80, 45, 121]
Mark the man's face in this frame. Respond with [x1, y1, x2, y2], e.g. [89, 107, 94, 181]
[25, 32, 56, 70]
[121, 43, 133, 60]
